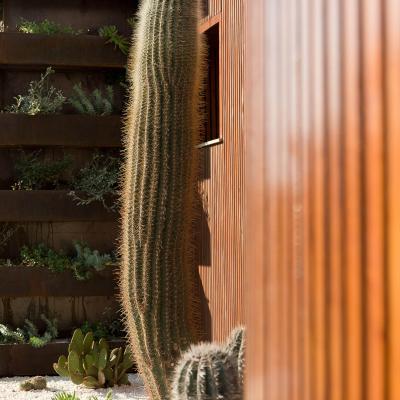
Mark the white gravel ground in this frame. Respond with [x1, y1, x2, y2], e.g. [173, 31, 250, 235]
[0, 374, 147, 400]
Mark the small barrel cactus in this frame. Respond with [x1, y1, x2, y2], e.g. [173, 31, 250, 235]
[53, 329, 134, 388]
[172, 327, 246, 400]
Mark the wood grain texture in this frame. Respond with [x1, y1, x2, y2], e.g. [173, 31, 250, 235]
[245, 0, 400, 398]
[197, 0, 245, 342]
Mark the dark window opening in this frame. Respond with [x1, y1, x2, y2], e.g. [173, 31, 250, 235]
[202, 23, 220, 144]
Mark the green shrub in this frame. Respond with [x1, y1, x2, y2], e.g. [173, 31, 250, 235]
[68, 84, 114, 115]
[4, 67, 65, 115]
[98, 25, 129, 55]
[70, 153, 120, 211]
[18, 18, 83, 35]
[21, 243, 70, 273]
[20, 242, 113, 280]
[13, 150, 72, 190]
[0, 314, 58, 347]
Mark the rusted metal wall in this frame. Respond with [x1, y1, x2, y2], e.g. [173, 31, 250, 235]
[245, 0, 400, 399]
[197, 0, 245, 342]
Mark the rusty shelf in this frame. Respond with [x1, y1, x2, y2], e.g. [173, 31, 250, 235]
[0, 265, 117, 297]
[0, 190, 116, 222]
[0, 114, 122, 148]
[0, 33, 126, 69]
[0, 339, 127, 377]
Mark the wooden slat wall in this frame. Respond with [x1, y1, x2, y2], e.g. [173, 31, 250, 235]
[197, 0, 245, 342]
[245, 0, 400, 399]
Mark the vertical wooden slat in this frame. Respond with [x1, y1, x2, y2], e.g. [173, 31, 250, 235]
[385, 0, 400, 398]
[326, 0, 343, 398]
[310, 0, 327, 398]
[342, 0, 363, 399]
[300, 0, 311, 398]
[361, 1, 386, 399]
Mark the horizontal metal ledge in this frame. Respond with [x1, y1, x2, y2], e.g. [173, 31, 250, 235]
[196, 137, 224, 149]
[0, 190, 117, 222]
[0, 265, 118, 297]
[0, 33, 126, 69]
[0, 114, 122, 148]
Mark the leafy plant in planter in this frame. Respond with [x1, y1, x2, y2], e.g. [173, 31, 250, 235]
[53, 329, 134, 388]
[17, 18, 83, 35]
[12, 150, 72, 190]
[4, 67, 65, 115]
[21, 243, 70, 272]
[68, 83, 115, 115]
[20, 242, 114, 280]
[0, 314, 58, 348]
[79, 308, 125, 340]
[70, 153, 120, 211]
[98, 25, 129, 55]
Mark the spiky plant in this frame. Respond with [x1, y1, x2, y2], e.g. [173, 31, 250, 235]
[119, 0, 205, 399]
[172, 327, 246, 400]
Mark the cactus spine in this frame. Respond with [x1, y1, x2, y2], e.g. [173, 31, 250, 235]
[120, 0, 205, 399]
[172, 327, 246, 400]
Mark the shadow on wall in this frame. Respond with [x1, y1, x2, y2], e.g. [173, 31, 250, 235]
[195, 146, 212, 340]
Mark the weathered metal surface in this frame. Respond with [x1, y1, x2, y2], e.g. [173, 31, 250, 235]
[0, 339, 127, 377]
[0, 33, 126, 69]
[3, 0, 137, 36]
[0, 191, 117, 222]
[0, 266, 117, 297]
[0, 115, 122, 148]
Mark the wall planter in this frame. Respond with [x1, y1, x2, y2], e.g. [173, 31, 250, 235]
[0, 339, 127, 377]
[0, 265, 117, 297]
[0, 191, 116, 222]
[0, 114, 122, 148]
[0, 33, 126, 69]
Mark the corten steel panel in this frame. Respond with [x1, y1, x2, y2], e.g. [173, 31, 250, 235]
[0, 191, 116, 222]
[0, 114, 121, 148]
[245, 0, 400, 399]
[0, 266, 117, 297]
[0, 33, 126, 69]
[3, 0, 137, 36]
[197, 0, 245, 343]
[0, 339, 127, 377]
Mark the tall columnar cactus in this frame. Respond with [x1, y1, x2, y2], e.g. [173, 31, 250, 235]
[172, 327, 246, 400]
[120, 0, 205, 399]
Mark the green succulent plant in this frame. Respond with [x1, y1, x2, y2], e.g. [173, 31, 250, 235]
[53, 329, 134, 389]
[98, 25, 129, 55]
[0, 314, 58, 347]
[68, 84, 115, 116]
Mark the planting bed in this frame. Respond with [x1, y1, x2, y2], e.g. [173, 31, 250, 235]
[0, 374, 147, 399]
[0, 265, 117, 297]
[0, 191, 116, 222]
[0, 115, 122, 148]
[0, 339, 128, 376]
[0, 33, 126, 69]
